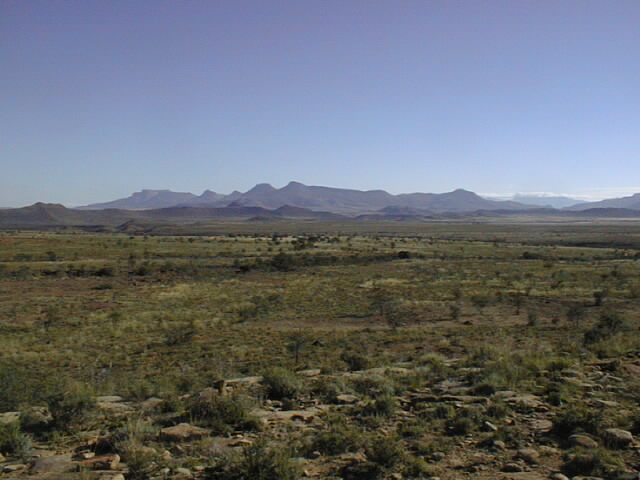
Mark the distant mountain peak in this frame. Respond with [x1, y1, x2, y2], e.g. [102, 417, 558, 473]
[247, 183, 277, 194]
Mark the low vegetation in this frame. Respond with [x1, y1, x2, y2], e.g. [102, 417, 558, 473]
[1, 223, 640, 478]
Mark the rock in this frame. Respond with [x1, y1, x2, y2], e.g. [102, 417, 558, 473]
[431, 451, 446, 461]
[175, 467, 193, 478]
[539, 445, 560, 456]
[336, 394, 359, 405]
[550, 474, 570, 480]
[31, 454, 76, 473]
[96, 401, 134, 414]
[484, 420, 498, 432]
[592, 399, 620, 408]
[99, 474, 125, 480]
[493, 440, 507, 450]
[3, 464, 27, 473]
[141, 397, 164, 411]
[568, 434, 599, 449]
[251, 407, 324, 425]
[96, 395, 124, 403]
[505, 394, 546, 411]
[229, 438, 253, 447]
[531, 419, 553, 432]
[296, 369, 321, 377]
[0, 411, 20, 425]
[160, 423, 211, 442]
[79, 454, 120, 470]
[603, 428, 633, 448]
[225, 376, 263, 386]
[517, 448, 540, 464]
[0, 453, 5, 462]
[502, 462, 524, 472]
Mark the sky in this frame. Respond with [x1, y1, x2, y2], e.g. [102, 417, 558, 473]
[1, 0, 639, 207]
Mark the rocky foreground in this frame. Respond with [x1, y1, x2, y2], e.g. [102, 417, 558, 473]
[2, 355, 640, 480]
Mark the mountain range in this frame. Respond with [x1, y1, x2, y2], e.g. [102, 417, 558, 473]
[2, 183, 640, 229]
[79, 182, 639, 214]
[80, 182, 534, 215]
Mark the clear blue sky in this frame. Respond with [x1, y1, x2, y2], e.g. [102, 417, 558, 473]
[2, 0, 639, 206]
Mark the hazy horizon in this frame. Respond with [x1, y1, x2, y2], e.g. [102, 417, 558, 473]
[4, 181, 640, 209]
[2, 1, 639, 207]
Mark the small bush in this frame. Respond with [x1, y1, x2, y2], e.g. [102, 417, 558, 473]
[47, 381, 95, 432]
[553, 405, 603, 437]
[365, 435, 405, 469]
[350, 374, 394, 397]
[206, 439, 300, 480]
[311, 376, 349, 403]
[341, 352, 371, 371]
[445, 408, 483, 436]
[357, 394, 396, 418]
[584, 313, 628, 346]
[0, 422, 33, 459]
[312, 422, 362, 455]
[262, 368, 303, 401]
[114, 418, 160, 480]
[562, 448, 623, 478]
[188, 394, 261, 434]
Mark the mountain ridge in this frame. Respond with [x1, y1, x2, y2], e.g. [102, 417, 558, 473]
[78, 183, 538, 214]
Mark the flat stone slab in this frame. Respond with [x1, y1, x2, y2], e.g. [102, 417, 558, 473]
[95, 396, 124, 403]
[225, 376, 263, 385]
[0, 411, 20, 424]
[31, 454, 76, 474]
[79, 454, 120, 470]
[160, 423, 211, 442]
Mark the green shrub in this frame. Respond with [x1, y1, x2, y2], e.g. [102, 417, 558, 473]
[262, 368, 303, 401]
[350, 374, 394, 397]
[114, 418, 160, 480]
[47, 381, 95, 432]
[445, 408, 483, 436]
[553, 405, 603, 437]
[188, 394, 261, 434]
[206, 439, 299, 480]
[357, 394, 396, 417]
[365, 435, 405, 469]
[562, 448, 623, 478]
[310, 376, 349, 403]
[584, 313, 628, 346]
[402, 454, 433, 478]
[341, 351, 371, 371]
[313, 422, 362, 455]
[0, 422, 33, 459]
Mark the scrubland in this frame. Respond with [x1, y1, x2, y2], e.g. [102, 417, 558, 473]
[1, 223, 640, 479]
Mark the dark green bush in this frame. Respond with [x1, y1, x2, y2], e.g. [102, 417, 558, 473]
[188, 394, 261, 434]
[552, 405, 603, 437]
[357, 394, 396, 417]
[341, 351, 371, 371]
[262, 368, 303, 400]
[365, 435, 405, 469]
[584, 313, 628, 346]
[562, 448, 623, 478]
[205, 439, 299, 480]
[0, 422, 33, 459]
[313, 423, 362, 455]
[47, 381, 95, 432]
